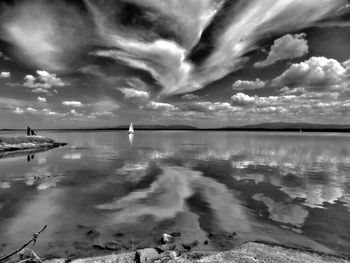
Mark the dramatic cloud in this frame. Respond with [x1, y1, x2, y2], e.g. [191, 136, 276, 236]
[232, 79, 265, 91]
[192, 0, 345, 95]
[87, 0, 345, 96]
[24, 70, 66, 93]
[0, 1, 349, 127]
[62, 101, 83, 107]
[0, 72, 10, 78]
[120, 0, 224, 48]
[1, 0, 91, 71]
[254, 33, 308, 67]
[91, 40, 193, 96]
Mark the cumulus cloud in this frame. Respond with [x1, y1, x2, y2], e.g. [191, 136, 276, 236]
[14, 107, 24, 114]
[232, 79, 266, 91]
[42, 108, 66, 117]
[62, 101, 83, 107]
[254, 33, 308, 67]
[182, 101, 236, 113]
[90, 111, 114, 117]
[70, 109, 83, 117]
[0, 72, 10, 78]
[182, 94, 200, 100]
[37, 97, 47, 103]
[24, 70, 66, 93]
[26, 107, 38, 113]
[144, 101, 178, 111]
[119, 88, 149, 101]
[272, 56, 350, 91]
[228, 57, 350, 122]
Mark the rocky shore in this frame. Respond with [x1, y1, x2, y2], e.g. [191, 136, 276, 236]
[5, 232, 350, 263]
[0, 136, 67, 155]
[7, 241, 349, 263]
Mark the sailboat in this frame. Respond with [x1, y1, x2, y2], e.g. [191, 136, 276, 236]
[128, 123, 135, 134]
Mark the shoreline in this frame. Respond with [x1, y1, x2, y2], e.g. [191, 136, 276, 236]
[39, 241, 350, 263]
[0, 136, 67, 157]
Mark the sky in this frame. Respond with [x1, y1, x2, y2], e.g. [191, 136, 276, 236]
[0, 0, 349, 128]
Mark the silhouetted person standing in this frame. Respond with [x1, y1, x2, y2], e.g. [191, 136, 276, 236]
[27, 126, 31, 136]
[31, 129, 36, 136]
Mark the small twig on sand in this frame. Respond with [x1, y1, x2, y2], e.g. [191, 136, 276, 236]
[0, 225, 47, 262]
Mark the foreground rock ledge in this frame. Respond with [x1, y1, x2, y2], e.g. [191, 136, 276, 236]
[0, 136, 67, 153]
[44, 242, 350, 263]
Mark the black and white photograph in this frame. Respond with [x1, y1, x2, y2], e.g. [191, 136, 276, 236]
[0, 0, 350, 262]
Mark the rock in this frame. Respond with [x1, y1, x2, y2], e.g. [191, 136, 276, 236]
[182, 241, 199, 251]
[204, 240, 209, 245]
[105, 241, 120, 251]
[114, 232, 125, 237]
[150, 251, 176, 263]
[170, 232, 181, 237]
[92, 243, 105, 250]
[154, 244, 176, 253]
[134, 248, 159, 263]
[207, 233, 215, 238]
[228, 232, 237, 239]
[161, 233, 175, 244]
[86, 229, 100, 239]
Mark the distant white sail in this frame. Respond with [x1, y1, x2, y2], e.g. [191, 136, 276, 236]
[128, 123, 134, 134]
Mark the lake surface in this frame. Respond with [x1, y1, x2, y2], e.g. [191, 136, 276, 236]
[1, 131, 350, 259]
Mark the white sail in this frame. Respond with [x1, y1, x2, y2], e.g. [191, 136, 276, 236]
[128, 123, 134, 134]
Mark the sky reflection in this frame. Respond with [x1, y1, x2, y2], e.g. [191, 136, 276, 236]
[0, 131, 349, 258]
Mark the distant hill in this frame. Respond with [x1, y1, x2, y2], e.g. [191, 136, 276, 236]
[2, 123, 350, 132]
[220, 122, 350, 131]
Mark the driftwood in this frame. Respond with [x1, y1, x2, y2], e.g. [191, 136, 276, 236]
[0, 225, 47, 262]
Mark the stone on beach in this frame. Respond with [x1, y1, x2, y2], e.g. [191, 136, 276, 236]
[134, 248, 159, 263]
[43, 241, 350, 263]
[161, 234, 175, 244]
[181, 240, 199, 251]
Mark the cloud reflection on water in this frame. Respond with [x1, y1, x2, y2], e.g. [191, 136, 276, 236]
[1, 131, 350, 257]
[98, 165, 251, 233]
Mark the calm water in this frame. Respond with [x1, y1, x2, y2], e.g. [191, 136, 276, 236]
[1, 131, 350, 259]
